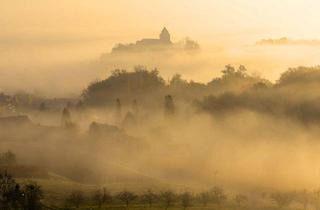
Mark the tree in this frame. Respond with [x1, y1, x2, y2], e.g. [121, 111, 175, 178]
[67, 190, 85, 208]
[82, 67, 165, 106]
[209, 187, 227, 206]
[0, 171, 21, 209]
[161, 191, 175, 210]
[141, 189, 157, 207]
[313, 189, 320, 210]
[170, 74, 187, 88]
[61, 107, 72, 128]
[198, 191, 210, 206]
[221, 65, 236, 77]
[22, 183, 43, 210]
[39, 102, 46, 111]
[0, 172, 43, 210]
[181, 192, 193, 210]
[164, 95, 175, 115]
[92, 188, 112, 208]
[117, 191, 137, 208]
[132, 99, 138, 114]
[101, 188, 112, 206]
[270, 192, 294, 209]
[238, 65, 247, 75]
[115, 98, 122, 120]
[0, 150, 16, 166]
[183, 38, 200, 51]
[277, 66, 320, 86]
[296, 190, 311, 210]
[234, 194, 248, 208]
[92, 190, 103, 208]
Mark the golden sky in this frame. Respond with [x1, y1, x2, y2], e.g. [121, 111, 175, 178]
[2, 0, 320, 42]
[1, 0, 320, 96]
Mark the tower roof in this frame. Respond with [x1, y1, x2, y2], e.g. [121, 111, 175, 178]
[160, 27, 171, 43]
[162, 27, 169, 33]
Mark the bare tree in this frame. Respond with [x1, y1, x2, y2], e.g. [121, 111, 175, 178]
[198, 191, 210, 206]
[141, 189, 157, 208]
[270, 192, 294, 209]
[61, 107, 72, 128]
[210, 186, 227, 206]
[117, 191, 137, 208]
[67, 190, 85, 209]
[314, 189, 320, 210]
[296, 190, 311, 210]
[161, 191, 175, 210]
[181, 192, 193, 210]
[234, 194, 248, 209]
[92, 188, 112, 208]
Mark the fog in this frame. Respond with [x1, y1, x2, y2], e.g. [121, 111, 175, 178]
[3, 1, 320, 209]
[2, 102, 320, 195]
[2, 37, 320, 97]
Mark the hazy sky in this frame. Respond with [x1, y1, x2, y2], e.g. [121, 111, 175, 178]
[2, 0, 320, 42]
[2, 0, 320, 96]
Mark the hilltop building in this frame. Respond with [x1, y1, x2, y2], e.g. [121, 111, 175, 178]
[111, 27, 174, 53]
[108, 27, 199, 54]
[136, 27, 172, 46]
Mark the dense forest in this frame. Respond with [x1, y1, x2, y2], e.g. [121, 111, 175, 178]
[79, 65, 320, 124]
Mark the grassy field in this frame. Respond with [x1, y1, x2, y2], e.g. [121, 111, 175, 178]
[16, 174, 306, 210]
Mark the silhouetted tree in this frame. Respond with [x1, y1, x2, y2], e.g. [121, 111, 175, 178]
[164, 95, 175, 115]
[277, 66, 320, 86]
[270, 192, 294, 209]
[0, 172, 42, 210]
[132, 99, 138, 114]
[117, 191, 137, 208]
[39, 102, 46, 111]
[296, 190, 311, 210]
[183, 38, 200, 51]
[92, 188, 112, 208]
[82, 67, 165, 106]
[170, 74, 187, 88]
[0, 171, 20, 209]
[92, 190, 103, 209]
[181, 192, 193, 210]
[198, 191, 210, 206]
[209, 187, 227, 206]
[234, 194, 248, 208]
[115, 98, 122, 120]
[161, 191, 175, 210]
[313, 189, 320, 210]
[141, 189, 157, 208]
[22, 183, 43, 210]
[122, 112, 136, 128]
[0, 151, 16, 166]
[61, 107, 72, 128]
[67, 190, 85, 209]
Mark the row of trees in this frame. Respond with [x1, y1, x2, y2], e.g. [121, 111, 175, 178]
[3, 171, 320, 210]
[65, 187, 233, 209]
[4, 65, 320, 120]
[0, 171, 43, 210]
[66, 187, 320, 210]
[270, 190, 320, 210]
[81, 65, 267, 106]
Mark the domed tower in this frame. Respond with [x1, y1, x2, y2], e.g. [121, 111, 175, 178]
[159, 27, 171, 44]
